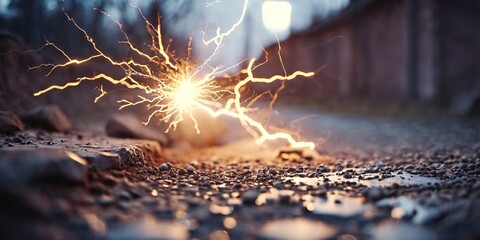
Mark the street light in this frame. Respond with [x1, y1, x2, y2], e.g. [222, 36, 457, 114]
[262, 0, 292, 33]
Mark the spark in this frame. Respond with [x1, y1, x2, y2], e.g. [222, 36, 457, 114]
[94, 85, 107, 103]
[34, 0, 316, 149]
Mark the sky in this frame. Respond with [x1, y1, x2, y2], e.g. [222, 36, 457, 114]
[162, 0, 349, 72]
[0, 0, 349, 71]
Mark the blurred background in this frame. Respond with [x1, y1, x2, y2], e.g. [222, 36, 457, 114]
[0, 0, 479, 119]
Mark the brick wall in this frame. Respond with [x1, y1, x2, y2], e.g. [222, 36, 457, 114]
[255, 0, 480, 113]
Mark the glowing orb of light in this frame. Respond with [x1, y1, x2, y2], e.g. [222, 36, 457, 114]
[262, 1, 292, 32]
[174, 80, 199, 110]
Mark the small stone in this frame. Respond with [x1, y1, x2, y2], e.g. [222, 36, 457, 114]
[118, 201, 132, 212]
[159, 163, 171, 171]
[233, 182, 242, 189]
[129, 188, 144, 198]
[270, 169, 279, 175]
[186, 165, 195, 173]
[317, 166, 328, 173]
[21, 105, 72, 132]
[375, 161, 384, 168]
[304, 155, 314, 161]
[0, 111, 24, 135]
[242, 189, 260, 205]
[343, 173, 353, 179]
[362, 187, 385, 201]
[273, 181, 284, 190]
[178, 168, 187, 175]
[97, 195, 114, 207]
[117, 191, 131, 201]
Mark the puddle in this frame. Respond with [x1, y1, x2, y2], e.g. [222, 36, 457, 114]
[255, 189, 296, 205]
[371, 222, 437, 240]
[287, 170, 440, 187]
[377, 197, 440, 224]
[106, 216, 189, 240]
[258, 218, 337, 240]
[303, 191, 367, 217]
[255, 188, 368, 218]
[253, 170, 440, 220]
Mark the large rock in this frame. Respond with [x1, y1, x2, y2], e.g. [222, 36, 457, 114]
[105, 140, 163, 165]
[70, 138, 164, 168]
[0, 148, 87, 218]
[79, 151, 121, 171]
[21, 105, 72, 132]
[106, 114, 169, 146]
[0, 148, 87, 185]
[0, 111, 24, 135]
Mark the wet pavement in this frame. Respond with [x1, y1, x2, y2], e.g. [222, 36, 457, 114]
[1, 105, 480, 239]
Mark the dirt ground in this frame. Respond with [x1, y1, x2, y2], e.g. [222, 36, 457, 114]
[1, 105, 480, 240]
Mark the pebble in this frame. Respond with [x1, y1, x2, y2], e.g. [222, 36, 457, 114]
[117, 191, 131, 201]
[304, 155, 314, 161]
[375, 161, 384, 168]
[187, 165, 195, 173]
[117, 201, 131, 212]
[97, 196, 114, 207]
[273, 181, 284, 190]
[178, 168, 187, 175]
[317, 166, 328, 173]
[129, 188, 144, 198]
[363, 187, 385, 201]
[159, 162, 172, 171]
[242, 189, 260, 205]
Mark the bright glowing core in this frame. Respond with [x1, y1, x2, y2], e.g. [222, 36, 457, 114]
[175, 80, 198, 110]
[262, 1, 292, 32]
